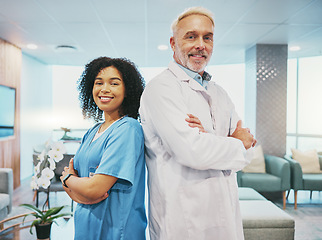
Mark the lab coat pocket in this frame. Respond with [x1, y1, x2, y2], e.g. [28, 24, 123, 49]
[178, 177, 226, 233]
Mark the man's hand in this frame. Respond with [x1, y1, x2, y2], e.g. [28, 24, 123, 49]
[230, 120, 256, 150]
[185, 114, 207, 133]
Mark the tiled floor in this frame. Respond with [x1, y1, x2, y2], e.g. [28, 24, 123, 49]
[7, 178, 322, 240]
[276, 191, 322, 240]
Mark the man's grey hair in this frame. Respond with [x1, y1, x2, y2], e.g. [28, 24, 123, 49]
[171, 6, 215, 34]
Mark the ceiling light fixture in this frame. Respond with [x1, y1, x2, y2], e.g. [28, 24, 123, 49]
[55, 45, 78, 53]
[289, 46, 301, 51]
[157, 44, 169, 51]
[27, 44, 38, 50]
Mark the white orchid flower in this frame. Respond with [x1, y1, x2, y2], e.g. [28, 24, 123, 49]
[48, 142, 66, 162]
[48, 149, 64, 162]
[38, 150, 46, 162]
[30, 176, 39, 190]
[34, 162, 41, 174]
[48, 157, 56, 170]
[51, 141, 66, 154]
[41, 167, 55, 180]
[44, 138, 54, 149]
[32, 140, 67, 189]
[37, 176, 51, 189]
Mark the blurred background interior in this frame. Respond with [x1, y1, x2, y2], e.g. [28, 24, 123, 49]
[0, 1, 322, 239]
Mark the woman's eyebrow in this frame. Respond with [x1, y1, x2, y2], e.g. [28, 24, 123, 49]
[110, 77, 122, 81]
[94, 77, 122, 81]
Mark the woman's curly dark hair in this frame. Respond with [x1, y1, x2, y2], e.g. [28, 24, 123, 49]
[77, 57, 145, 122]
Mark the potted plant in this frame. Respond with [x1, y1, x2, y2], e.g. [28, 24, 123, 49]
[20, 203, 72, 239]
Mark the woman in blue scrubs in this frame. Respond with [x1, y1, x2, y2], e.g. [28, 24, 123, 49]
[60, 57, 146, 240]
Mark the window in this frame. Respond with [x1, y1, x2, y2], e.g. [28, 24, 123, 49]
[286, 56, 322, 154]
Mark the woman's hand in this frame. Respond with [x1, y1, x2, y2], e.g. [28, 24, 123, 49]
[60, 158, 77, 184]
[60, 157, 117, 204]
[185, 114, 207, 133]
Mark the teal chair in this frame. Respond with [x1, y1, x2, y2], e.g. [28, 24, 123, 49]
[283, 154, 322, 209]
[237, 155, 291, 209]
[0, 168, 13, 222]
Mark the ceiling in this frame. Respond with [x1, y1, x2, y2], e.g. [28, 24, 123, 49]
[0, 0, 321, 67]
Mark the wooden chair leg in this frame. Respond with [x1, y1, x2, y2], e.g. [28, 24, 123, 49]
[33, 191, 37, 201]
[283, 191, 286, 209]
[294, 190, 298, 209]
[36, 191, 39, 207]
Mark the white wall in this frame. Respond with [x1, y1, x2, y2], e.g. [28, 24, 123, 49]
[139, 67, 166, 83]
[207, 64, 245, 122]
[52, 65, 94, 130]
[20, 54, 53, 180]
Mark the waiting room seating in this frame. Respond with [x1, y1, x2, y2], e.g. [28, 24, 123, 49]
[0, 168, 13, 223]
[237, 153, 291, 209]
[284, 152, 322, 209]
[238, 187, 294, 240]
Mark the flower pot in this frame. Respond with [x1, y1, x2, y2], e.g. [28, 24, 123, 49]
[35, 222, 53, 239]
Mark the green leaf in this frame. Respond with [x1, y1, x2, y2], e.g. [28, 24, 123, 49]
[31, 212, 43, 219]
[30, 219, 42, 234]
[43, 205, 66, 219]
[46, 212, 72, 222]
[20, 204, 44, 217]
[20, 204, 71, 226]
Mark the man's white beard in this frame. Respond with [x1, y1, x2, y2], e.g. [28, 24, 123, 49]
[186, 60, 207, 73]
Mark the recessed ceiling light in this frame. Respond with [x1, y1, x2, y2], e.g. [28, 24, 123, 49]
[27, 44, 38, 50]
[55, 45, 78, 52]
[157, 44, 169, 51]
[289, 46, 301, 51]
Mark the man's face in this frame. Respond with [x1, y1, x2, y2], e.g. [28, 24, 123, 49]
[170, 14, 214, 74]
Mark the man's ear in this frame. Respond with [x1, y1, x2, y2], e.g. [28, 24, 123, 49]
[170, 37, 175, 51]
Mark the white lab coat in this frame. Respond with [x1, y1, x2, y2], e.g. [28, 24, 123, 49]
[139, 62, 249, 240]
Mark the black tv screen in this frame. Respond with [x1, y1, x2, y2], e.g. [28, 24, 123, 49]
[0, 85, 16, 138]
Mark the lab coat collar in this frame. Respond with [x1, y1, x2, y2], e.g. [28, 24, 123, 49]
[168, 62, 210, 95]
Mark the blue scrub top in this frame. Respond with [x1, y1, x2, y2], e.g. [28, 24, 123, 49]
[73, 116, 147, 240]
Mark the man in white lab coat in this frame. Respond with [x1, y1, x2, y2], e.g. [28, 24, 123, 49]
[139, 6, 256, 240]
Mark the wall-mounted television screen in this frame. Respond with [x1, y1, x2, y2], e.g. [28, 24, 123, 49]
[0, 85, 16, 138]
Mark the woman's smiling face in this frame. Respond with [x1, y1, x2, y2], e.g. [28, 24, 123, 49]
[92, 66, 125, 118]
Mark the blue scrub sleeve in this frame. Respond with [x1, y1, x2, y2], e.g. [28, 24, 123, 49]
[95, 122, 143, 190]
